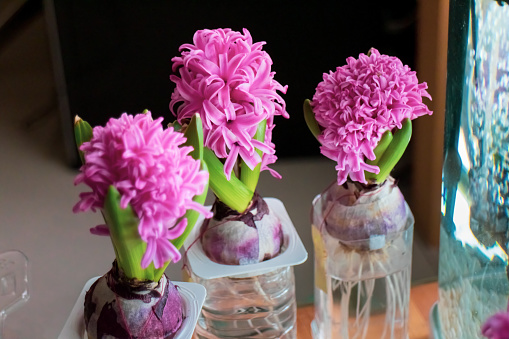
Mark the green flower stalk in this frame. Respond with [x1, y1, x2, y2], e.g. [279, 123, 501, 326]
[73, 113, 211, 281]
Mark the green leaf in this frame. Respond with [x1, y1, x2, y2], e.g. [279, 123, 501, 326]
[372, 118, 412, 184]
[303, 99, 321, 140]
[240, 120, 266, 192]
[171, 161, 209, 251]
[364, 129, 394, 182]
[183, 114, 203, 162]
[73, 116, 93, 164]
[170, 114, 207, 251]
[204, 148, 253, 213]
[102, 186, 153, 280]
[171, 120, 182, 132]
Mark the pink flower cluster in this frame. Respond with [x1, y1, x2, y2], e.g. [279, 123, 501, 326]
[170, 28, 288, 180]
[311, 48, 432, 184]
[73, 112, 211, 269]
[482, 309, 509, 339]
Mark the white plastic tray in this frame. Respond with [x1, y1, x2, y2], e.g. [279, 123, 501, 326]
[184, 197, 308, 279]
[58, 277, 206, 339]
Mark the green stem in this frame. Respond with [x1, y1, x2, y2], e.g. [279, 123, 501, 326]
[240, 120, 266, 192]
[171, 162, 209, 250]
[370, 118, 412, 184]
[103, 186, 150, 280]
[204, 148, 254, 213]
[364, 129, 394, 183]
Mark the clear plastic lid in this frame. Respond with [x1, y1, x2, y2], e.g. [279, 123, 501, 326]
[0, 250, 30, 339]
[184, 197, 308, 279]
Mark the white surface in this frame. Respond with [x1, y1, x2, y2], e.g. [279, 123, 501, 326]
[184, 198, 308, 279]
[57, 278, 206, 339]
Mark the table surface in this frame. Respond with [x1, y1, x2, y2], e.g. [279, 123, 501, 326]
[296, 281, 439, 339]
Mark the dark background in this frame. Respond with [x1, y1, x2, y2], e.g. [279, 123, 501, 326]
[49, 0, 418, 166]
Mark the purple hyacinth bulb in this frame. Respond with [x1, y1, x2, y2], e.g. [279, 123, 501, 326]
[84, 263, 183, 339]
[200, 193, 283, 265]
[321, 177, 408, 250]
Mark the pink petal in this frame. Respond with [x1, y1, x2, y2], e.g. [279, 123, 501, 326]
[167, 218, 187, 239]
[223, 145, 240, 181]
[311, 48, 432, 184]
[90, 224, 110, 236]
[169, 28, 289, 177]
[238, 146, 261, 170]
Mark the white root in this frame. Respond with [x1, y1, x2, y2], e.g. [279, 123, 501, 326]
[328, 242, 410, 339]
[198, 268, 290, 337]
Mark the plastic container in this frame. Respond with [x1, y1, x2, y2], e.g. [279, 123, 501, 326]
[192, 266, 296, 338]
[0, 250, 29, 339]
[184, 198, 307, 339]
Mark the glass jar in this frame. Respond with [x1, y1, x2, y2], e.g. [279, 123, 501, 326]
[310, 181, 414, 339]
[436, 0, 509, 337]
[191, 267, 296, 338]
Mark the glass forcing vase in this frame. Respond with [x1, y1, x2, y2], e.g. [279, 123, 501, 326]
[310, 179, 414, 339]
[435, 0, 509, 338]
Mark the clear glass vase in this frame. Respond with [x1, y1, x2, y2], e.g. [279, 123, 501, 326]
[310, 181, 414, 339]
[436, 0, 509, 338]
[190, 266, 297, 339]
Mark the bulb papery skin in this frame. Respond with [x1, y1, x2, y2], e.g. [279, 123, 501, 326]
[321, 176, 408, 250]
[200, 192, 283, 265]
[84, 262, 183, 339]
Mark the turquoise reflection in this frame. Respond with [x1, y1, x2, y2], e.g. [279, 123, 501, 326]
[453, 189, 508, 262]
[436, 0, 509, 337]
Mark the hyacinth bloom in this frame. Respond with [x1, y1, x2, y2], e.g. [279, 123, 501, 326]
[170, 28, 288, 182]
[73, 112, 211, 271]
[310, 48, 432, 185]
[482, 308, 509, 339]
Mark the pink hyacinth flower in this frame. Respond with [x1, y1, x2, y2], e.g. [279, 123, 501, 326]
[170, 28, 288, 180]
[482, 307, 509, 339]
[311, 48, 432, 185]
[73, 112, 211, 269]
